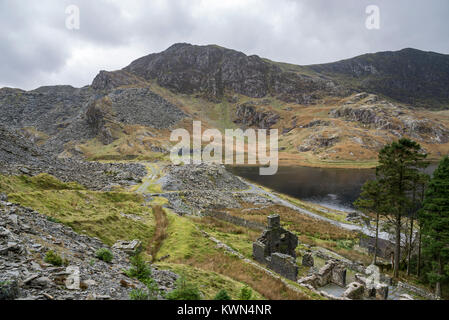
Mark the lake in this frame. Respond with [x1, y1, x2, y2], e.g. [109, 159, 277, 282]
[229, 164, 438, 212]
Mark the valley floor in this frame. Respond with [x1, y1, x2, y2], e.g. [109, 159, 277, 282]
[0, 161, 439, 300]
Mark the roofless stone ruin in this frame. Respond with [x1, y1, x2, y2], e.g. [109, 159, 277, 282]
[252, 214, 299, 281]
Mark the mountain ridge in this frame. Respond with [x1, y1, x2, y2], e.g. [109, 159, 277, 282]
[1, 43, 448, 166]
[87, 43, 449, 109]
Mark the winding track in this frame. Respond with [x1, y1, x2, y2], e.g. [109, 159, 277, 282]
[234, 178, 392, 241]
[135, 163, 391, 241]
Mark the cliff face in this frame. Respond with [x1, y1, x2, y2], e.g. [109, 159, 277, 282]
[122, 44, 449, 109]
[123, 43, 343, 104]
[234, 102, 280, 129]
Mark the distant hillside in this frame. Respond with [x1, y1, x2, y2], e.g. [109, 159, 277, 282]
[307, 48, 449, 109]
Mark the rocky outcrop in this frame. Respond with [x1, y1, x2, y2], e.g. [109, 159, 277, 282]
[154, 164, 249, 214]
[0, 86, 92, 137]
[234, 102, 280, 129]
[0, 77, 186, 156]
[123, 43, 343, 103]
[302, 120, 331, 128]
[297, 132, 340, 153]
[0, 201, 178, 300]
[106, 87, 186, 129]
[85, 87, 186, 145]
[330, 98, 449, 143]
[91, 70, 147, 91]
[162, 190, 241, 215]
[86, 98, 117, 145]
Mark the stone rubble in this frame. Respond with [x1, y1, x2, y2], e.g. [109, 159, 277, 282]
[0, 200, 178, 300]
[0, 124, 146, 191]
[158, 163, 248, 192]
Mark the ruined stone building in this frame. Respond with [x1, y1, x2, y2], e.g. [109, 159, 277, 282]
[359, 236, 395, 259]
[253, 215, 299, 281]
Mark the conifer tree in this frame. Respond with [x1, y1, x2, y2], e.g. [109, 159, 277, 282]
[354, 180, 386, 265]
[376, 138, 427, 278]
[419, 156, 449, 297]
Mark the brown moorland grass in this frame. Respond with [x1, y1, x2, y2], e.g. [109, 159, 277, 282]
[226, 204, 375, 265]
[195, 217, 260, 240]
[227, 204, 358, 241]
[178, 252, 312, 300]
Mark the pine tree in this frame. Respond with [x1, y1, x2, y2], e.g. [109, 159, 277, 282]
[376, 138, 427, 278]
[407, 172, 429, 275]
[354, 180, 386, 265]
[419, 156, 449, 297]
[214, 289, 231, 300]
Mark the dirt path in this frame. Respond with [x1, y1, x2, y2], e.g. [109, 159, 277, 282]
[134, 163, 391, 241]
[234, 178, 392, 241]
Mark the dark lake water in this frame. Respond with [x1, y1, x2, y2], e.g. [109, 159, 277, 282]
[229, 164, 438, 212]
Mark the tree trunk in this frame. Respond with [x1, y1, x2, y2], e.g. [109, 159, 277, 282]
[394, 214, 401, 278]
[407, 216, 414, 276]
[417, 229, 422, 277]
[435, 255, 443, 298]
[373, 211, 379, 265]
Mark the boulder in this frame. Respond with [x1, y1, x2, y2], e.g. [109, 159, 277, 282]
[112, 240, 142, 255]
[65, 266, 80, 290]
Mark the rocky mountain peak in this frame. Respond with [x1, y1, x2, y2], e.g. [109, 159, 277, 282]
[122, 43, 341, 103]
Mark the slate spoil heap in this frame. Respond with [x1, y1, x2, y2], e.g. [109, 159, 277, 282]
[0, 198, 178, 300]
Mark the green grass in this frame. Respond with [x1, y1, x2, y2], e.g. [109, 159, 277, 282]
[195, 217, 257, 259]
[0, 174, 85, 194]
[157, 212, 212, 261]
[1, 174, 155, 247]
[7, 190, 155, 246]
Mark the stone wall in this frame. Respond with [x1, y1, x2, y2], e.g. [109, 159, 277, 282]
[206, 211, 265, 231]
[252, 215, 299, 281]
[359, 235, 395, 259]
[299, 259, 347, 288]
[397, 281, 438, 300]
[267, 253, 298, 282]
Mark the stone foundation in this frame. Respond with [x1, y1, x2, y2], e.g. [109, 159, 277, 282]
[299, 259, 347, 288]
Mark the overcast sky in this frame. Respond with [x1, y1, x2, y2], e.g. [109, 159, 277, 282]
[1, 0, 448, 90]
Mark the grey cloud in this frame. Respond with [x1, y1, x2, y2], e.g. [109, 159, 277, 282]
[0, 0, 448, 90]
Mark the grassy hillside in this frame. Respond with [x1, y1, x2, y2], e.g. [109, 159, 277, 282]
[1, 173, 323, 300]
